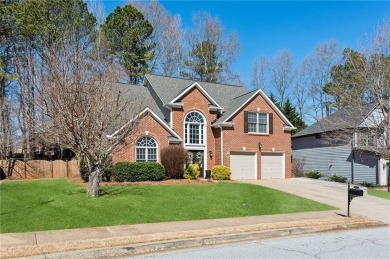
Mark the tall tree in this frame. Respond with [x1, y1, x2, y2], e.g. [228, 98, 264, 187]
[101, 4, 155, 84]
[282, 98, 307, 134]
[130, 0, 184, 77]
[270, 51, 295, 109]
[0, 0, 16, 159]
[306, 40, 340, 121]
[183, 12, 240, 84]
[251, 55, 268, 91]
[324, 48, 367, 108]
[182, 40, 222, 83]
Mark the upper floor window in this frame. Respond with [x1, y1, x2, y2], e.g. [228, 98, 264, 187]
[184, 111, 205, 145]
[136, 136, 157, 162]
[244, 111, 273, 134]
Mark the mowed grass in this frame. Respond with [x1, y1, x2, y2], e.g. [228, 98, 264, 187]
[368, 189, 390, 200]
[0, 179, 335, 233]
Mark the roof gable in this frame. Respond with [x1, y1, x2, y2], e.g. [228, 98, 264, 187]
[170, 82, 222, 108]
[213, 89, 295, 130]
[292, 103, 379, 138]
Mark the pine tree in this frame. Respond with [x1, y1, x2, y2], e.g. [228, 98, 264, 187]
[102, 4, 155, 84]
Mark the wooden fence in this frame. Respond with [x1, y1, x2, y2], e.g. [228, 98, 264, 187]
[0, 159, 80, 179]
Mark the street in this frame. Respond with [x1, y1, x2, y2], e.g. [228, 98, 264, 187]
[133, 227, 390, 259]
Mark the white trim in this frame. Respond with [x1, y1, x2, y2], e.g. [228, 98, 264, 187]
[166, 102, 183, 108]
[170, 82, 222, 108]
[107, 107, 182, 142]
[135, 136, 159, 162]
[247, 112, 269, 134]
[211, 122, 235, 128]
[223, 89, 296, 129]
[220, 125, 224, 165]
[183, 110, 207, 147]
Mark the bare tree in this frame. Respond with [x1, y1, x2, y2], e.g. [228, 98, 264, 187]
[306, 40, 340, 121]
[360, 17, 390, 159]
[293, 59, 311, 120]
[270, 51, 295, 109]
[251, 55, 268, 91]
[131, 0, 184, 77]
[36, 31, 143, 196]
[183, 12, 241, 84]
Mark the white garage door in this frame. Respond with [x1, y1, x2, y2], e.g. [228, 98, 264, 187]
[261, 153, 285, 179]
[230, 152, 257, 179]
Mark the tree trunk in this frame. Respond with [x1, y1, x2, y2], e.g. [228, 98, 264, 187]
[88, 166, 101, 197]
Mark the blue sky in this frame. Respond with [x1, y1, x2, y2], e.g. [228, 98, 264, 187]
[102, 1, 390, 87]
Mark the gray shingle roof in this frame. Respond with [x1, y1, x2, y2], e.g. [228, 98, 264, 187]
[145, 74, 248, 108]
[292, 103, 378, 138]
[216, 90, 257, 123]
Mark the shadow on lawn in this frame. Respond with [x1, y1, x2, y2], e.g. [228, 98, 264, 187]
[99, 185, 151, 197]
[1, 199, 55, 215]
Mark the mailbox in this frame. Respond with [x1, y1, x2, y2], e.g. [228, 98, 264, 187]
[348, 186, 363, 197]
[347, 184, 363, 217]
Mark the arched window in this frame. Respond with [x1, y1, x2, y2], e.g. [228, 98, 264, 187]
[136, 137, 157, 162]
[184, 111, 205, 145]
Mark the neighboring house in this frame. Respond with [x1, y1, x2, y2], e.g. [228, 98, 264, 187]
[292, 103, 388, 185]
[112, 74, 295, 180]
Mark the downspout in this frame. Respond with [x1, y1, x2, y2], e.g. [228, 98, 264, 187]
[351, 149, 355, 184]
[219, 125, 224, 165]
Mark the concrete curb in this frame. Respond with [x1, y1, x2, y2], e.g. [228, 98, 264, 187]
[3, 216, 384, 259]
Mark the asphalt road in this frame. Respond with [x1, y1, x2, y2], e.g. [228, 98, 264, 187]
[133, 226, 390, 259]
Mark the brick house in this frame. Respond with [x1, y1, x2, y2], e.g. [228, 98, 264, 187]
[112, 74, 295, 179]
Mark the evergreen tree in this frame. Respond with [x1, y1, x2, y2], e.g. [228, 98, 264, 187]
[324, 48, 367, 108]
[101, 4, 155, 84]
[282, 98, 306, 134]
[269, 94, 306, 134]
[182, 40, 222, 83]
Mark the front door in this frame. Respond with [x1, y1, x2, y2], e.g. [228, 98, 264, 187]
[187, 151, 204, 177]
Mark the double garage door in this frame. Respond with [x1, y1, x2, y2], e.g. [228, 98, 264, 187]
[230, 152, 284, 179]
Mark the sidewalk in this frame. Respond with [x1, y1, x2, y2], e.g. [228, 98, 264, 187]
[0, 210, 384, 258]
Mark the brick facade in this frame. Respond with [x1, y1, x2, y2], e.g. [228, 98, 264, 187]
[112, 79, 293, 179]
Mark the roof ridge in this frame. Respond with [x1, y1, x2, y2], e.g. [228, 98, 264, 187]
[145, 74, 245, 88]
[232, 89, 257, 100]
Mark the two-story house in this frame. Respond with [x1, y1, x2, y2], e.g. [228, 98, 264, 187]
[112, 74, 295, 180]
[292, 103, 388, 185]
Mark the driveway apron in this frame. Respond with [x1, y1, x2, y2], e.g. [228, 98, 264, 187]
[239, 178, 390, 224]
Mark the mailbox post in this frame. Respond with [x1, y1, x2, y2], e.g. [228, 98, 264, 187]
[347, 183, 363, 217]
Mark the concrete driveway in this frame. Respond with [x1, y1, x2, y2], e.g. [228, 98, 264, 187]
[239, 178, 390, 224]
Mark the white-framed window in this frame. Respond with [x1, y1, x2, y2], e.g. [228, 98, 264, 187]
[136, 136, 157, 162]
[247, 112, 268, 134]
[184, 111, 205, 145]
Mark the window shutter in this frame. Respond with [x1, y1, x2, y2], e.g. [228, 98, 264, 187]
[269, 113, 273, 134]
[244, 111, 248, 133]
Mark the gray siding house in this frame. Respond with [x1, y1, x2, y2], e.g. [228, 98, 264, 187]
[292, 104, 388, 185]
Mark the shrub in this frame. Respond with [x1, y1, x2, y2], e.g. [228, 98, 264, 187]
[361, 181, 377, 188]
[111, 162, 165, 182]
[80, 157, 112, 182]
[160, 146, 187, 179]
[304, 170, 323, 179]
[211, 165, 231, 180]
[328, 174, 347, 183]
[183, 164, 200, 180]
[292, 158, 305, 177]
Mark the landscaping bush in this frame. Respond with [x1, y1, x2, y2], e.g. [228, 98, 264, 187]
[211, 165, 231, 180]
[160, 146, 187, 179]
[80, 157, 112, 182]
[328, 174, 347, 183]
[292, 158, 305, 177]
[361, 181, 377, 188]
[183, 164, 200, 180]
[111, 162, 165, 182]
[304, 170, 323, 179]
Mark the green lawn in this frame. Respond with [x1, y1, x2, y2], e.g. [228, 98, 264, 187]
[368, 189, 390, 200]
[0, 179, 335, 233]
